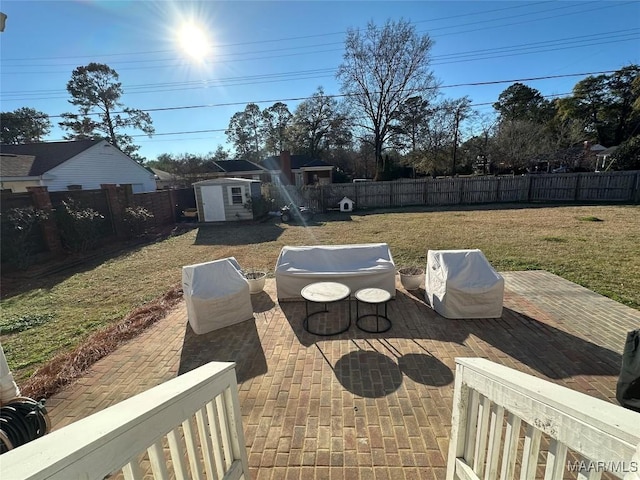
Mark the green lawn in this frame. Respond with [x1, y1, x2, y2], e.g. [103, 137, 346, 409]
[2, 203, 639, 385]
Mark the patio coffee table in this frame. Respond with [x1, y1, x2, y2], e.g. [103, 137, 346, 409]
[301, 281, 351, 336]
[355, 287, 392, 333]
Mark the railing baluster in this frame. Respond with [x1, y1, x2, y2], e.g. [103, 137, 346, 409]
[465, 389, 480, 464]
[167, 427, 189, 480]
[224, 384, 244, 464]
[216, 392, 234, 470]
[206, 399, 226, 479]
[196, 407, 217, 480]
[446, 365, 471, 480]
[577, 460, 604, 480]
[148, 440, 170, 480]
[520, 424, 542, 480]
[182, 417, 205, 480]
[474, 395, 492, 477]
[122, 455, 145, 480]
[484, 404, 504, 480]
[543, 439, 568, 480]
[499, 413, 521, 480]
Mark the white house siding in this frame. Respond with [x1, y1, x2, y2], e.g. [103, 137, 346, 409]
[224, 184, 252, 221]
[43, 141, 156, 192]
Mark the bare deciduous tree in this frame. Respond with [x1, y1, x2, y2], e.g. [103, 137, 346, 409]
[337, 19, 438, 180]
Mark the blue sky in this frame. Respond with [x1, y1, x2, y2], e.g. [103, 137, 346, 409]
[1, 1, 638, 162]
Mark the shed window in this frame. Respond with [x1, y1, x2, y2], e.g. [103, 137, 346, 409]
[229, 186, 244, 205]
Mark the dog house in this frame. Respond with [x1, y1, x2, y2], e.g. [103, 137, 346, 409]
[193, 178, 262, 222]
[339, 196, 355, 212]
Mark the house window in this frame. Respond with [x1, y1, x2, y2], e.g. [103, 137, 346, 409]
[229, 186, 244, 205]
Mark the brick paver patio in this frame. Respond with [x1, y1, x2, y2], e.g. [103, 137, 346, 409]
[44, 271, 640, 480]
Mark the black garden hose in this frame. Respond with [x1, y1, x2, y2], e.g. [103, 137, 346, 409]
[0, 397, 50, 454]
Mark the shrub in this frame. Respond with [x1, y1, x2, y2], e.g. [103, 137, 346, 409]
[55, 199, 104, 253]
[0, 312, 55, 334]
[613, 135, 640, 170]
[2, 207, 49, 269]
[122, 206, 154, 238]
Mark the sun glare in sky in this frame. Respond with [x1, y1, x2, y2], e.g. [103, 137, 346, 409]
[177, 22, 211, 62]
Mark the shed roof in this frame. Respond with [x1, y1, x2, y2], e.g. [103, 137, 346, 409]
[192, 177, 261, 186]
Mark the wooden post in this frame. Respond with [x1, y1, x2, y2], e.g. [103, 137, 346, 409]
[168, 189, 178, 223]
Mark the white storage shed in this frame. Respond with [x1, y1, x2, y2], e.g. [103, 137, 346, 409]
[193, 177, 262, 222]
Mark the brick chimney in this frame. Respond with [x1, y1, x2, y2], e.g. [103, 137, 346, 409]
[279, 150, 293, 184]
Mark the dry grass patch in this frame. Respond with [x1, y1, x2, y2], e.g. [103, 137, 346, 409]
[1, 203, 638, 393]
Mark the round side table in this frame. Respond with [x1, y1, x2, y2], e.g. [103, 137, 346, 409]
[301, 281, 351, 336]
[355, 288, 392, 333]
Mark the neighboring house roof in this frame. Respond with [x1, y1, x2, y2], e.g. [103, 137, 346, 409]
[262, 155, 333, 171]
[296, 158, 332, 168]
[0, 139, 103, 175]
[214, 159, 265, 173]
[0, 153, 36, 177]
[150, 167, 177, 180]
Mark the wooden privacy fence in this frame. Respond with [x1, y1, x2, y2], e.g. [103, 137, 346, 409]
[263, 171, 640, 212]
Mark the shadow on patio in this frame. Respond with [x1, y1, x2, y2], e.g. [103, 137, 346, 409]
[279, 289, 622, 381]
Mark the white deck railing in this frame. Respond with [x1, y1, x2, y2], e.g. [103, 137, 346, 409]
[1, 362, 249, 480]
[447, 358, 640, 480]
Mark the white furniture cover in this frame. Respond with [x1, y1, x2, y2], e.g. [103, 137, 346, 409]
[182, 257, 254, 334]
[426, 249, 504, 319]
[275, 243, 396, 301]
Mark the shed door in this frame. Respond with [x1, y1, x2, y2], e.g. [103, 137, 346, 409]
[201, 185, 225, 221]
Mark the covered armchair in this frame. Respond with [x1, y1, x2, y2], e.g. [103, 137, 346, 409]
[182, 257, 254, 334]
[425, 249, 504, 319]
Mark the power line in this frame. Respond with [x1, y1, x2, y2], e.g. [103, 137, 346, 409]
[1, 1, 634, 77]
[0, 1, 554, 63]
[47, 89, 576, 143]
[42, 69, 617, 120]
[2, 30, 636, 102]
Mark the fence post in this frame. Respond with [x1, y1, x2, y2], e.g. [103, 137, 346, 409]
[168, 189, 179, 223]
[527, 175, 533, 202]
[633, 172, 640, 204]
[574, 173, 581, 202]
[101, 184, 131, 239]
[26, 186, 63, 255]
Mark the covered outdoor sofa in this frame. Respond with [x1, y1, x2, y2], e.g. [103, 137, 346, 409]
[275, 243, 396, 301]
